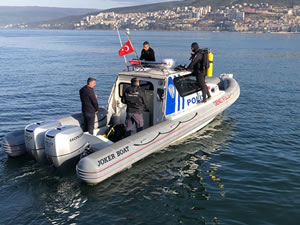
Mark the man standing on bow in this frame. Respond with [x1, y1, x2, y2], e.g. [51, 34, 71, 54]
[123, 78, 146, 137]
[186, 42, 211, 103]
[79, 77, 99, 135]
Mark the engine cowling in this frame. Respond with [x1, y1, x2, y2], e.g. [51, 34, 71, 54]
[44, 125, 88, 168]
[24, 121, 61, 163]
[2, 130, 26, 157]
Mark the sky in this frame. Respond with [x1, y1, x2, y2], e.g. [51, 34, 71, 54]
[0, 0, 177, 9]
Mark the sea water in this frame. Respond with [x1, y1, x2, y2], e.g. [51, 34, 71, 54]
[0, 29, 300, 225]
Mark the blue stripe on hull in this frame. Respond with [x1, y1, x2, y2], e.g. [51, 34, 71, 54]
[177, 88, 181, 112]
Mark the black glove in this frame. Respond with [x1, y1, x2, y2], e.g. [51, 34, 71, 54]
[174, 64, 186, 71]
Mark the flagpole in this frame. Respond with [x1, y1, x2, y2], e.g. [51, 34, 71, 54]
[125, 28, 139, 60]
[113, 12, 128, 67]
[125, 28, 143, 68]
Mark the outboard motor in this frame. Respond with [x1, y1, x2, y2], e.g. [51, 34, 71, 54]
[24, 121, 61, 163]
[2, 130, 26, 157]
[44, 125, 88, 168]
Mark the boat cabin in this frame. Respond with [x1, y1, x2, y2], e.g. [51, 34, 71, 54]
[105, 60, 219, 132]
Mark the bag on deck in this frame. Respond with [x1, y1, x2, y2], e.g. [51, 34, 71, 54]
[105, 124, 125, 142]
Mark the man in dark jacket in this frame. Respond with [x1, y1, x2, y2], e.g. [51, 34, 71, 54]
[79, 77, 99, 135]
[140, 41, 155, 61]
[186, 42, 211, 103]
[123, 78, 146, 137]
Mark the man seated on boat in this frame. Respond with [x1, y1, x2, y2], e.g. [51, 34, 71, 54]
[140, 41, 156, 62]
[79, 77, 99, 135]
[186, 42, 211, 103]
[123, 78, 147, 137]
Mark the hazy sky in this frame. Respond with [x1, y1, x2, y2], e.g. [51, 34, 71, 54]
[0, 0, 177, 9]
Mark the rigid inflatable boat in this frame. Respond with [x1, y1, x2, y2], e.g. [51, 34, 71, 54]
[2, 60, 240, 185]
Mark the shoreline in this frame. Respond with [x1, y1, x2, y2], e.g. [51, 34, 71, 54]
[0, 27, 300, 34]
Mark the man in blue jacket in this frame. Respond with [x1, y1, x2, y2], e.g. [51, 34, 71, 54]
[79, 77, 99, 135]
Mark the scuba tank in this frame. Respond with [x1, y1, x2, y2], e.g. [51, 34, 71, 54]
[198, 48, 214, 77]
[206, 50, 213, 77]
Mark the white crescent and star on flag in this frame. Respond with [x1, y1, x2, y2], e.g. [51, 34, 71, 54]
[121, 45, 130, 53]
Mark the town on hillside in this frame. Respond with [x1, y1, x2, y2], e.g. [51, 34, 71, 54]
[3, 2, 300, 32]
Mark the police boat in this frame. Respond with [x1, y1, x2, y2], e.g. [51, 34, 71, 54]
[2, 59, 240, 185]
[76, 59, 240, 184]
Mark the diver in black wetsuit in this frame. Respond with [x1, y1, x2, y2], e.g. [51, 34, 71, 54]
[186, 42, 211, 103]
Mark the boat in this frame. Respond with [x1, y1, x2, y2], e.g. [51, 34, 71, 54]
[2, 59, 240, 185]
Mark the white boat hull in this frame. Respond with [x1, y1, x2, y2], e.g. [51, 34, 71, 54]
[76, 74, 240, 184]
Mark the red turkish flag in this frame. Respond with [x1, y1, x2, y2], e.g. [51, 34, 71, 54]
[119, 40, 134, 57]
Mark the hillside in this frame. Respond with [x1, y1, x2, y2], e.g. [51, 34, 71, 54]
[105, 0, 300, 13]
[0, 6, 99, 26]
[6, 0, 300, 30]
